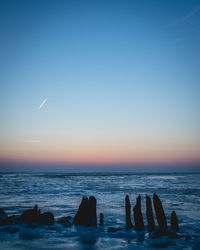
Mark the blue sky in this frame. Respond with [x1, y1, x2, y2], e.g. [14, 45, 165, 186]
[0, 0, 200, 169]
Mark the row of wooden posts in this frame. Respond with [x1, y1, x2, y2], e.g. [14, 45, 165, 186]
[0, 193, 180, 237]
[72, 193, 179, 235]
[126, 193, 178, 232]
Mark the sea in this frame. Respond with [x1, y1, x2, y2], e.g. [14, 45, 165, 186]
[0, 172, 200, 249]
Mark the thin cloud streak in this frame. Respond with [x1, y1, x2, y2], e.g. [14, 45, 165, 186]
[20, 138, 40, 143]
[169, 4, 200, 26]
[181, 5, 200, 22]
[38, 98, 47, 109]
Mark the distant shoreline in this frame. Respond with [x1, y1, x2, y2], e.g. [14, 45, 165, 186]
[0, 171, 200, 175]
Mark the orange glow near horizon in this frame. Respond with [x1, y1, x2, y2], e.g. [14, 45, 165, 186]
[1, 137, 200, 167]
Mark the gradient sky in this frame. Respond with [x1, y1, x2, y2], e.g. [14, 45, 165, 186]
[0, 0, 200, 170]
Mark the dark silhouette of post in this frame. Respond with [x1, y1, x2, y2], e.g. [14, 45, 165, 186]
[0, 208, 7, 220]
[20, 205, 39, 224]
[73, 196, 89, 225]
[125, 195, 133, 228]
[20, 205, 55, 225]
[0, 207, 17, 226]
[100, 213, 104, 226]
[73, 196, 97, 226]
[0, 215, 17, 226]
[171, 211, 179, 231]
[153, 193, 168, 232]
[133, 195, 144, 230]
[87, 196, 97, 226]
[38, 212, 55, 225]
[146, 195, 155, 231]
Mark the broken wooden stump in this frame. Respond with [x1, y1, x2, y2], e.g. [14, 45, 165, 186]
[125, 194, 133, 228]
[38, 212, 55, 225]
[0, 208, 7, 220]
[146, 195, 155, 231]
[87, 196, 97, 226]
[0, 215, 18, 226]
[153, 193, 168, 233]
[133, 195, 144, 230]
[57, 216, 72, 224]
[20, 205, 39, 224]
[171, 211, 179, 231]
[100, 213, 104, 226]
[73, 196, 88, 225]
[20, 205, 55, 225]
[73, 196, 97, 226]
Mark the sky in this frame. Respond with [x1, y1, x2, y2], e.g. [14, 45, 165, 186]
[0, 0, 200, 171]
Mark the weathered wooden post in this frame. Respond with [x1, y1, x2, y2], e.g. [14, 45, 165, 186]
[125, 195, 133, 228]
[146, 195, 155, 231]
[100, 213, 104, 226]
[87, 196, 97, 226]
[73, 196, 97, 226]
[20, 205, 39, 224]
[171, 211, 179, 231]
[153, 193, 168, 232]
[0, 208, 7, 220]
[73, 196, 89, 225]
[133, 195, 144, 230]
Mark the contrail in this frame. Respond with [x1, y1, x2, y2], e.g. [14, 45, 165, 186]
[181, 4, 200, 22]
[20, 138, 40, 143]
[38, 98, 47, 109]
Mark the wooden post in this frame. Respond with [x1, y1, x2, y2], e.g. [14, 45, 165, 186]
[125, 195, 133, 228]
[73, 196, 97, 226]
[87, 196, 97, 226]
[146, 195, 155, 231]
[153, 193, 168, 233]
[100, 213, 104, 226]
[133, 195, 144, 230]
[171, 211, 179, 230]
[73, 196, 89, 225]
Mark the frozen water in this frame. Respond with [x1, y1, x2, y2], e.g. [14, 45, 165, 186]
[0, 172, 200, 249]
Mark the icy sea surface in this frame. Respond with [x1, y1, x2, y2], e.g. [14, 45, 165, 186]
[0, 172, 200, 249]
